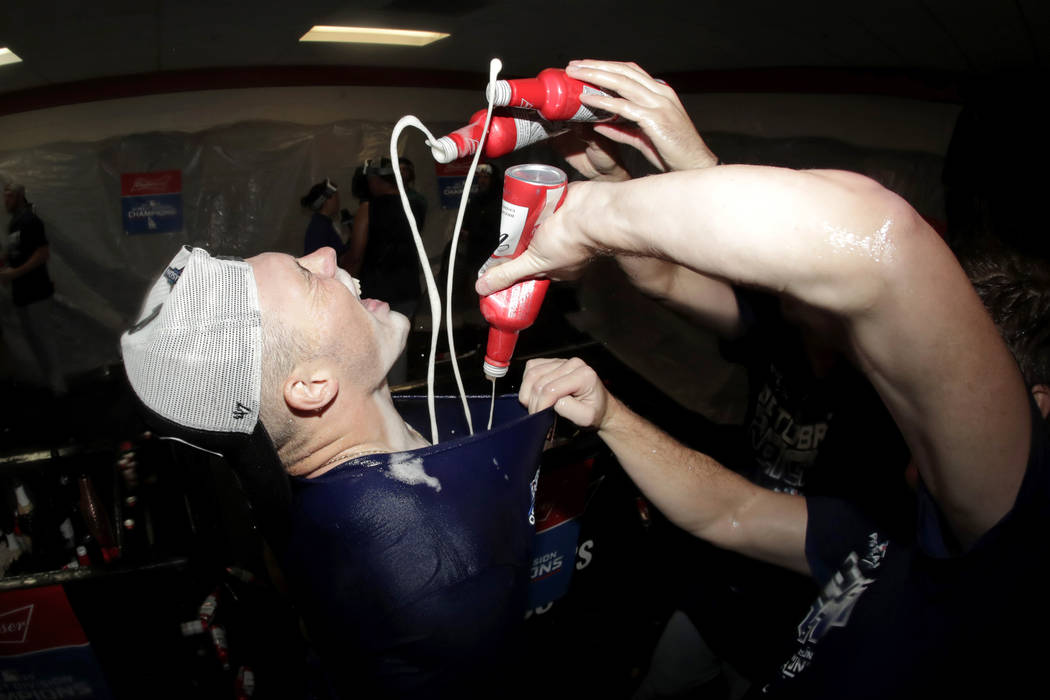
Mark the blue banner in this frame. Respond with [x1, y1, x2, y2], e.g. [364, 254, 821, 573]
[121, 194, 183, 235]
[0, 645, 113, 699]
[527, 518, 581, 608]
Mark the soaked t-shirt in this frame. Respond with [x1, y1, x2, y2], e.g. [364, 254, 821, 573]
[283, 397, 553, 699]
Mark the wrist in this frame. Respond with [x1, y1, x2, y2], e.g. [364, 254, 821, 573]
[687, 148, 720, 171]
[578, 180, 634, 256]
[597, 394, 628, 434]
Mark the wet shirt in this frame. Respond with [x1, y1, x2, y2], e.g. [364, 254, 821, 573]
[5, 206, 54, 306]
[282, 399, 552, 699]
[751, 402, 1050, 699]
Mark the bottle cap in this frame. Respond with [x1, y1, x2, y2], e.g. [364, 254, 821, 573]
[180, 619, 206, 636]
[483, 360, 509, 379]
[486, 80, 512, 106]
[429, 136, 460, 164]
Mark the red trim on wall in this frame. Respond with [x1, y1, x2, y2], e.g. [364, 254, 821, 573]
[0, 65, 486, 117]
[0, 64, 965, 118]
[661, 67, 964, 103]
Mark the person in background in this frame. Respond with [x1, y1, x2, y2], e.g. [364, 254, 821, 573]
[1, 182, 67, 395]
[300, 178, 353, 268]
[399, 157, 428, 230]
[348, 159, 424, 386]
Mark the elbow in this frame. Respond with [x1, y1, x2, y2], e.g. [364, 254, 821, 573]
[814, 186, 925, 316]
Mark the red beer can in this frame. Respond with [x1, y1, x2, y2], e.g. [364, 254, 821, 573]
[478, 164, 567, 378]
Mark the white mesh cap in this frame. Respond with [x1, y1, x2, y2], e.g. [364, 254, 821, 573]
[120, 246, 262, 435]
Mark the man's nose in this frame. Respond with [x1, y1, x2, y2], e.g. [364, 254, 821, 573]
[300, 247, 337, 277]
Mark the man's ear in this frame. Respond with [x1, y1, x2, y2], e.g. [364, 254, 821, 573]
[1032, 384, 1050, 419]
[283, 367, 339, 414]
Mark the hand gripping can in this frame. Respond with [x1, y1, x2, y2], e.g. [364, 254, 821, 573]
[478, 164, 567, 378]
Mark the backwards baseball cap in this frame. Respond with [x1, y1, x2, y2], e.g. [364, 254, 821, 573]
[121, 246, 262, 436]
[302, 178, 338, 211]
[365, 158, 397, 177]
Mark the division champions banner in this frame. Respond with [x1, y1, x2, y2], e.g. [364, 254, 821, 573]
[121, 170, 183, 235]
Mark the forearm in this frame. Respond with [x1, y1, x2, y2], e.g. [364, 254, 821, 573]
[598, 395, 809, 574]
[583, 165, 905, 316]
[616, 255, 741, 337]
[6, 246, 50, 279]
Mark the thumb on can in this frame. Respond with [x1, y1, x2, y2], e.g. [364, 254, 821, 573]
[475, 251, 543, 296]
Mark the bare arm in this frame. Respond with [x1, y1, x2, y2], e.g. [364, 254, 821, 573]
[552, 61, 741, 335]
[484, 165, 1030, 548]
[0, 245, 49, 281]
[617, 255, 742, 338]
[521, 357, 809, 574]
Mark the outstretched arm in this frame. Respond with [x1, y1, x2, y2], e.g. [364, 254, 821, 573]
[551, 60, 739, 334]
[484, 165, 1030, 548]
[520, 357, 809, 574]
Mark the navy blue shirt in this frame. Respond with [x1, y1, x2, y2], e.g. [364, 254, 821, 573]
[751, 402, 1049, 698]
[6, 205, 54, 306]
[303, 212, 346, 257]
[282, 397, 553, 699]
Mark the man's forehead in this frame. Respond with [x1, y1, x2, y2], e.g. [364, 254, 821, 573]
[246, 252, 299, 300]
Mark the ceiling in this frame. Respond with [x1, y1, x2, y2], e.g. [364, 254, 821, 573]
[1, 0, 1047, 107]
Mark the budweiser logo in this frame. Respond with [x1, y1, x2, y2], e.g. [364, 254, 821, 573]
[0, 604, 33, 644]
[129, 176, 174, 194]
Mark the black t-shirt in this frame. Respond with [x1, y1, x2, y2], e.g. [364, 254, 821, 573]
[302, 212, 347, 256]
[358, 194, 423, 304]
[750, 402, 1050, 699]
[6, 206, 54, 306]
[723, 290, 913, 530]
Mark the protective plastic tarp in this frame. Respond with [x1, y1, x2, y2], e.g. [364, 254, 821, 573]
[2, 117, 946, 402]
[0, 118, 458, 383]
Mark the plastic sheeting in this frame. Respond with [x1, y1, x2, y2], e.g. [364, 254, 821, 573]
[0, 118, 459, 380]
[1, 116, 947, 392]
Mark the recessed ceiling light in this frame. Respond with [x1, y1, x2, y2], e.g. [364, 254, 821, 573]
[0, 47, 23, 67]
[299, 26, 449, 47]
